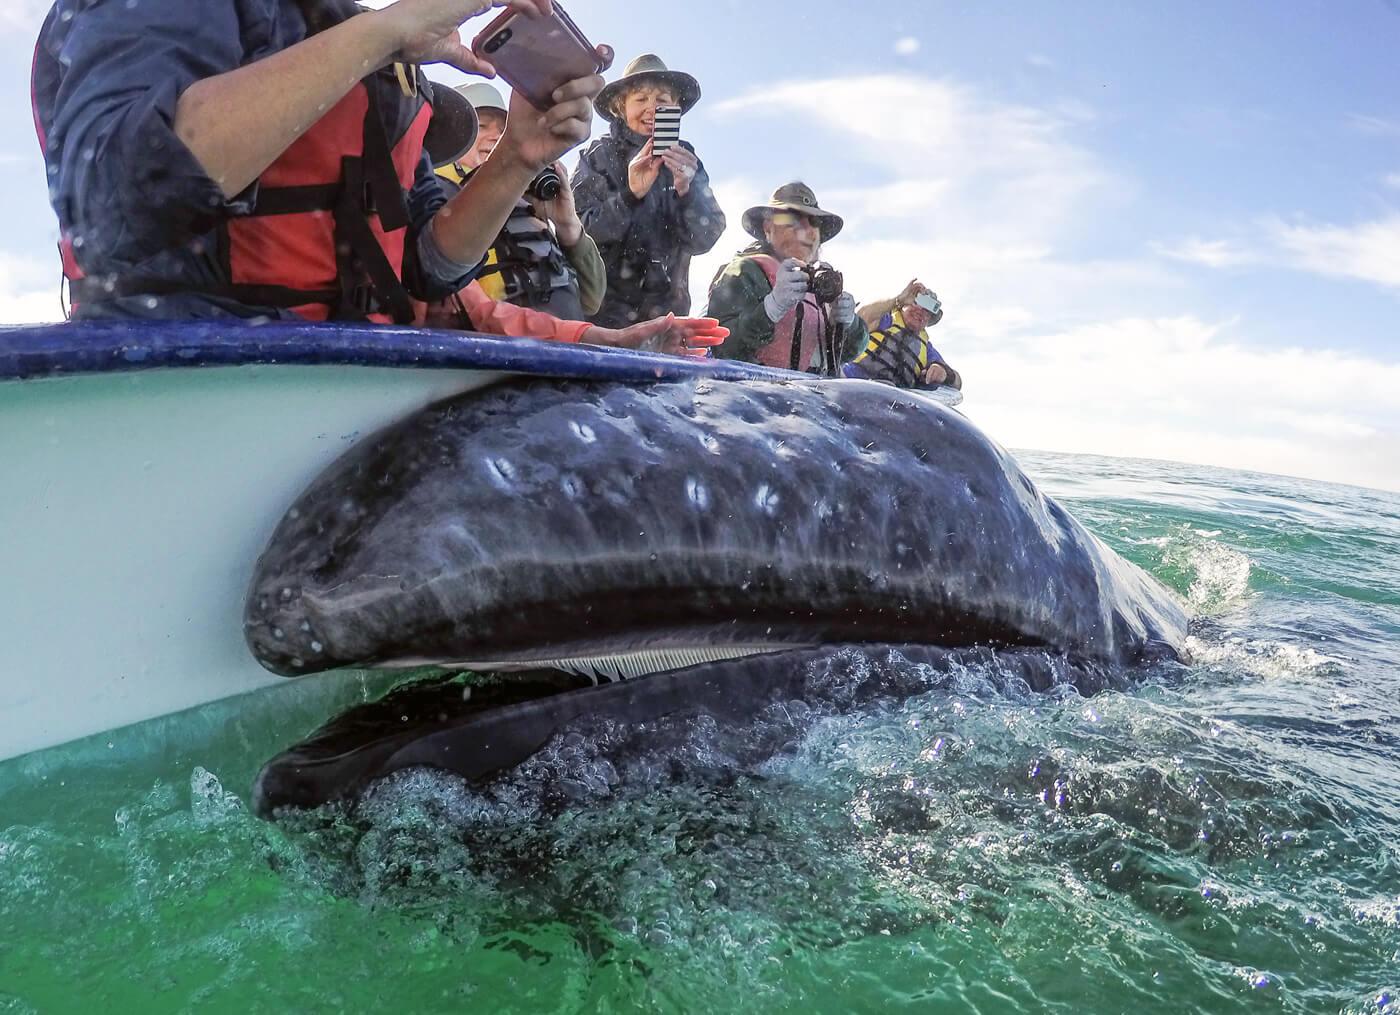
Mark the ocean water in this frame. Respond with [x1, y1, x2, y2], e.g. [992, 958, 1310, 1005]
[1, 452, 1397, 1014]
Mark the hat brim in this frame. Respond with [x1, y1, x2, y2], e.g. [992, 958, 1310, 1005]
[425, 85, 479, 168]
[594, 70, 702, 122]
[742, 203, 844, 243]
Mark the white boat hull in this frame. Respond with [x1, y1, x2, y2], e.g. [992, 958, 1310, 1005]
[1, 364, 504, 761]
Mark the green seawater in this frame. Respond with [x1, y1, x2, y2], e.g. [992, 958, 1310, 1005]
[2, 452, 1398, 1014]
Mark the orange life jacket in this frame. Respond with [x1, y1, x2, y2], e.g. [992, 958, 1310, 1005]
[34, 1, 431, 323]
[748, 253, 827, 372]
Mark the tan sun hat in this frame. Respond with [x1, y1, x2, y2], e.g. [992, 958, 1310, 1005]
[594, 54, 702, 121]
[742, 182, 845, 242]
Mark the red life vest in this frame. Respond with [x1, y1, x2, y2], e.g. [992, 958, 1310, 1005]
[33, 1, 431, 324]
[747, 254, 827, 372]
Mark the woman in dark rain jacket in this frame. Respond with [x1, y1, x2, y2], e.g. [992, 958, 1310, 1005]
[571, 55, 726, 329]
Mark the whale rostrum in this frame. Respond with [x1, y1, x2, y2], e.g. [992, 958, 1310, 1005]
[244, 377, 1187, 680]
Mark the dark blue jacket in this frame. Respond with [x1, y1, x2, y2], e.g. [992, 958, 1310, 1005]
[571, 123, 725, 329]
[32, 0, 472, 320]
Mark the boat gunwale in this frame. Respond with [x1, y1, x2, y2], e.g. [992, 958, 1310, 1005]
[0, 321, 798, 385]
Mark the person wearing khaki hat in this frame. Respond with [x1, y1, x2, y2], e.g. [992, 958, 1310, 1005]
[705, 182, 868, 374]
[572, 54, 726, 328]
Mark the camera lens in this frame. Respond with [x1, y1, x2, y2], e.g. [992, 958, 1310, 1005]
[530, 168, 563, 201]
[484, 29, 512, 54]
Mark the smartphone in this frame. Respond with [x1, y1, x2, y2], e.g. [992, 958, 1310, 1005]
[652, 105, 682, 153]
[471, 3, 605, 111]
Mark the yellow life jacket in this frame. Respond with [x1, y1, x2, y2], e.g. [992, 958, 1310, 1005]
[433, 163, 582, 317]
[851, 309, 931, 388]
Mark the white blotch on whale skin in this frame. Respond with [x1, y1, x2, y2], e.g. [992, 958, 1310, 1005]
[700, 434, 721, 455]
[570, 421, 597, 444]
[755, 484, 781, 515]
[486, 458, 517, 490]
[686, 478, 710, 509]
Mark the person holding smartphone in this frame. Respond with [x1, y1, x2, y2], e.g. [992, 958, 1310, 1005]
[845, 282, 963, 391]
[571, 54, 727, 330]
[33, 0, 611, 322]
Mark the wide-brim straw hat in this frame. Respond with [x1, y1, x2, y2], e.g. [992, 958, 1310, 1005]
[424, 83, 479, 168]
[742, 182, 845, 242]
[595, 54, 702, 121]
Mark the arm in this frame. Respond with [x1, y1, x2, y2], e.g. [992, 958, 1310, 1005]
[174, 1, 551, 198]
[457, 281, 592, 343]
[563, 231, 608, 316]
[857, 298, 898, 333]
[707, 260, 779, 363]
[43, 0, 259, 265]
[403, 153, 480, 302]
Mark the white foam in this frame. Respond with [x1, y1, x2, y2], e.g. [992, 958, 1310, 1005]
[1184, 539, 1253, 612]
[1184, 635, 1345, 682]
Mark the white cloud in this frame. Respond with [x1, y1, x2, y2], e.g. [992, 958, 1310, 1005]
[961, 315, 1400, 493]
[1385, 173, 1400, 190]
[0, 0, 51, 32]
[692, 72, 1400, 492]
[1151, 237, 1257, 269]
[894, 37, 922, 57]
[1027, 54, 1055, 71]
[0, 253, 65, 326]
[1267, 214, 1400, 289]
[1347, 113, 1400, 137]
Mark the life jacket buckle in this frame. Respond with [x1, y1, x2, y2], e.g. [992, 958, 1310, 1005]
[350, 284, 379, 315]
[361, 179, 378, 215]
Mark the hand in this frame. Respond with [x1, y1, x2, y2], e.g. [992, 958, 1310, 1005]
[896, 278, 928, 307]
[528, 161, 583, 246]
[375, 0, 552, 76]
[923, 363, 949, 386]
[611, 314, 729, 358]
[494, 60, 613, 174]
[762, 258, 809, 323]
[832, 292, 856, 326]
[659, 146, 699, 197]
[628, 137, 664, 199]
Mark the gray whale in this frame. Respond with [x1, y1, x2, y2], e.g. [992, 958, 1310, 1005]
[244, 377, 1186, 680]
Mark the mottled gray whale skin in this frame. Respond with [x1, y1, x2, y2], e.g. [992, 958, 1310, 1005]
[245, 377, 1186, 679]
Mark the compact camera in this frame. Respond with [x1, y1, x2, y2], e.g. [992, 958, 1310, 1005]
[800, 262, 844, 304]
[528, 167, 563, 202]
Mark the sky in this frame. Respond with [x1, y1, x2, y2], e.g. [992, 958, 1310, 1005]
[3, 0, 1398, 492]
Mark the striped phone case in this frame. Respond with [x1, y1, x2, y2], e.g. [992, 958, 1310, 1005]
[652, 106, 682, 152]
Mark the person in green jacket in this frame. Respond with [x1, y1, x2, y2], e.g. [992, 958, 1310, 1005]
[705, 182, 868, 374]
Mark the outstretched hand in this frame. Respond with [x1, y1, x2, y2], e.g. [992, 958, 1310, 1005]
[616, 314, 728, 358]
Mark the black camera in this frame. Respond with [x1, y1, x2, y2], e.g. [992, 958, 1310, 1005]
[527, 167, 563, 202]
[800, 262, 844, 304]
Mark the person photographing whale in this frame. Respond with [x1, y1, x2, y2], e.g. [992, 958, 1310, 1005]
[433, 81, 606, 321]
[33, 0, 612, 322]
[706, 182, 868, 374]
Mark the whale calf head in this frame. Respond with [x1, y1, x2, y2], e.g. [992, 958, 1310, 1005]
[244, 377, 1186, 682]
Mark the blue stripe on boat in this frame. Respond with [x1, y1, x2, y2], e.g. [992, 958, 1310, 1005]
[0, 322, 800, 384]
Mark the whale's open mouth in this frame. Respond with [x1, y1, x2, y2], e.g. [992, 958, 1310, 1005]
[245, 377, 1187, 818]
